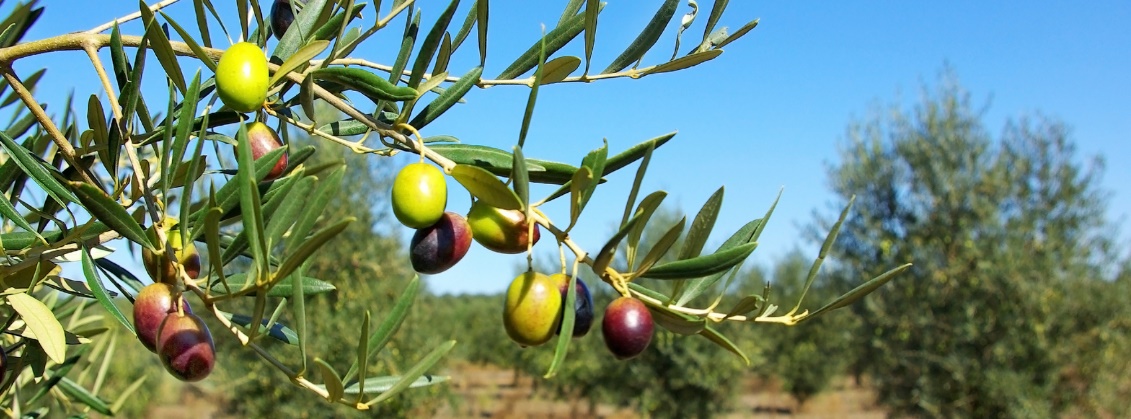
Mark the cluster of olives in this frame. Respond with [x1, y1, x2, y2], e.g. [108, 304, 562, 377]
[392, 162, 541, 274]
[502, 271, 655, 359]
[134, 221, 216, 382]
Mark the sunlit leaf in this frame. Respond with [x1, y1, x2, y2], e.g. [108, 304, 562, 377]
[450, 164, 522, 210]
[641, 241, 757, 280]
[8, 293, 66, 363]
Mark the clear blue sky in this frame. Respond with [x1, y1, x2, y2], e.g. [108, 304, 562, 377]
[9, 1, 1130, 295]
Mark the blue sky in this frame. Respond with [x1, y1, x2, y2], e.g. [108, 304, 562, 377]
[8, 1, 1130, 295]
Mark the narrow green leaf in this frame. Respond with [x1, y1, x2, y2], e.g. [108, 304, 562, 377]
[300, 74, 317, 122]
[284, 166, 345, 255]
[451, 2, 477, 52]
[365, 340, 456, 406]
[387, 8, 421, 85]
[0, 191, 39, 240]
[224, 312, 300, 344]
[725, 294, 765, 318]
[341, 375, 448, 395]
[354, 311, 371, 401]
[808, 263, 912, 319]
[634, 216, 685, 275]
[274, 218, 353, 284]
[167, 71, 202, 195]
[699, 324, 749, 365]
[139, 1, 186, 93]
[715, 18, 758, 49]
[294, 264, 309, 374]
[110, 376, 148, 414]
[69, 182, 154, 250]
[450, 164, 522, 210]
[265, 177, 313, 249]
[8, 293, 66, 364]
[315, 358, 345, 402]
[512, 146, 530, 212]
[605, 131, 676, 174]
[476, 0, 489, 66]
[408, 66, 482, 129]
[558, 0, 585, 26]
[0, 131, 77, 207]
[650, 305, 706, 335]
[210, 273, 336, 297]
[57, 377, 113, 415]
[432, 32, 452, 76]
[160, 11, 217, 71]
[429, 143, 582, 185]
[577, 141, 607, 217]
[641, 241, 757, 280]
[497, 2, 604, 79]
[192, 0, 213, 47]
[700, 0, 729, 46]
[544, 273, 578, 378]
[593, 209, 645, 275]
[619, 136, 655, 228]
[541, 56, 581, 84]
[235, 122, 270, 282]
[518, 32, 546, 148]
[626, 191, 668, 260]
[567, 167, 593, 231]
[80, 248, 133, 334]
[672, 213, 766, 306]
[408, 0, 460, 90]
[269, 40, 330, 87]
[583, 0, 598, 74]
[644, 49, 722, 75]
[678, 186, 723, 260]
[789, 195, 851, 315]
[602, 0, 678, 73]
[312, 67, 418, 102]
[344, 276, 421, 384]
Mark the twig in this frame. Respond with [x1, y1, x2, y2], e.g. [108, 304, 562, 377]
[86, 0, 181, 34]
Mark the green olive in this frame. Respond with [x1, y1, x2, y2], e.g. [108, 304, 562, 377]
[391, 162, 447, 228]
[215, 42, 268, 113]
[503, 271, 562, 347]
[467, 201, 540, 254]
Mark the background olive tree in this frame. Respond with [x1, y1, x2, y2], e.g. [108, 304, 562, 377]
[817, 70, 1129, 418]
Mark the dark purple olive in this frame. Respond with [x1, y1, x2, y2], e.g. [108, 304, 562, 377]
[410, 211, 473, 274]
[550, 274, 594, 337]
[270, 0, 296, 41]
[602, 297, 653, 360]
[245, 122, 287, 181]
[157, 312, 216, 382]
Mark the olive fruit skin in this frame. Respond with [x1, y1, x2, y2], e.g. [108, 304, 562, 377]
[503, 272, 563, 347]
[467, 201, 541, 254]
[270, 0, 295, 40]
[133, 283, 191, 353]
[215, 42, 268, 113]
[602, 297, 654, 360]
[391, 162, 447, 229]
[550, 274, 595, 337]
[142, 223, 201, 285]
[410, 211, 472, 274]
[157, 312, 216, 382]
[245, 122, 288, 181]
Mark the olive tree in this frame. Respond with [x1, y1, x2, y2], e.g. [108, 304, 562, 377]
[0, 0, 905, 415]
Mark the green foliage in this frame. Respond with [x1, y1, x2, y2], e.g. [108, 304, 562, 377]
[818, 70, 1128, 417]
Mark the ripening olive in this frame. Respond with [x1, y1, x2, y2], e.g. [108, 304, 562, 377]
[133, 282, 191, 353]
[391, 162, 447, 229]
[550, 274, 595, 337]
[245, 121, 288, 181]
[410, 211, 472, 274]
[270, 0, 295, 41]
[602, 297, 654, 360]
[157, 312, 216, 382]
[467, 201, 541, 254]
[215, 42, 268, 113]
[142, 221, 201, 285]
[503, 271, 563, 347]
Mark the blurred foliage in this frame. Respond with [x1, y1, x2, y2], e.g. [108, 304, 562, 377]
[816, 69, 1130, 418]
